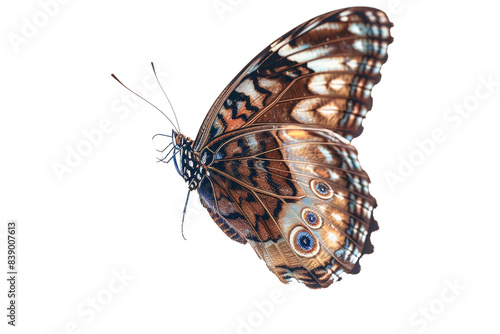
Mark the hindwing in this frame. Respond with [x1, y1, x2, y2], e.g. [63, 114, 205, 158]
[198, 125, 377, 288]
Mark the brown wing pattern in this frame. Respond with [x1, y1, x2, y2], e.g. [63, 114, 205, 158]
[193, 7, 392, 288]
[197, 125, 377, 288]
[193, 6, 393, 151]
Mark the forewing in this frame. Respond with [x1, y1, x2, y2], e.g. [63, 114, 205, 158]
[194, 6, 393, 151]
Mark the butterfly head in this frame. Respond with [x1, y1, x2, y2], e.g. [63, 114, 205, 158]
[173, 132, 191, 148]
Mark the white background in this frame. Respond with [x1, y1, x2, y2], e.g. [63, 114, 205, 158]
[1, 0, 499, 333]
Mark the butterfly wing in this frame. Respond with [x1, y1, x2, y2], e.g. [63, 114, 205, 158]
[194, 7, 392, 288]
[198, 125, 376, 288]
[193, 6, 393, 151]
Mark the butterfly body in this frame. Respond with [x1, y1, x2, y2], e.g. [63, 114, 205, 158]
[173, 134, 202, 191]
[172, 7, 393, 288]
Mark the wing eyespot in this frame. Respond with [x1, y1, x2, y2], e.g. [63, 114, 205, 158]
[301, 208, 323, 229]
[289, 225, 320, 257]
[310, 179, 334, 199]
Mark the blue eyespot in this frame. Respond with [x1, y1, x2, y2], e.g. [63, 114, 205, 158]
[315, 182, 328, 195]
[306, 211, 317, 224]
[290, 226, 320, 257]
[297, 231, 314, 251]
[301, 208, 323, 228]
[310, 179, 334, 199]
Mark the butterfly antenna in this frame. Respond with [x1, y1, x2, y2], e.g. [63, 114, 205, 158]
[111, 74, 180, 133]
[151, 62, 181, 133]
[181, 190, 191, 240]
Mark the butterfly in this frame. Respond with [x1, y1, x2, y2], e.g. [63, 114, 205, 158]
[157, 6, 392, 289]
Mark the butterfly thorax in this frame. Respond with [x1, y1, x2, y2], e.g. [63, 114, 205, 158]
[175, 133, 206, 191]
